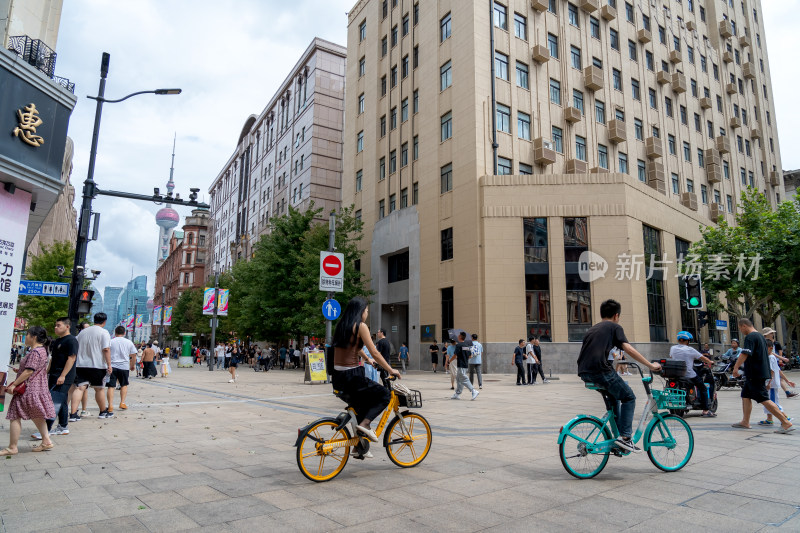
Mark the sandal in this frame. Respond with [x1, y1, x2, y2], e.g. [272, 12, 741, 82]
[31, 443, 54, 452]
[731, 423, 751, 429]
[757, 420, 774, 425]
[701, 412, 717, 417]
[0, 448, 18, 456]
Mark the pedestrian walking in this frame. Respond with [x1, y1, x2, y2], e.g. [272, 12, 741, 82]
[532, 336, 549, 383]
[37, 317, 76, 438]
[446, 340, 458, 390]
[468, 333, 483, 389]
[279, 345, 287, 369]
[141, 343, 157, 378]
[429, 340, 439, 373]
[398, 342, 408, 374]
[2, 326, 56, 455]
[760, 344, 795, 425]
[762, 327, 799, 398]
[731, 318, 794, 433]
[375, 328, 391, 370]
[228, 345, 239, 383]
[107, 326, 137, 414]
[69, 313, 112, 421]
[451, 332, 479, 400]
[513, 339, 527, 385]
[525, 337, 539, 386]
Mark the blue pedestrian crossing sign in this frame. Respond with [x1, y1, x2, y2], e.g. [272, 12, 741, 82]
[322, 299, 341, 321]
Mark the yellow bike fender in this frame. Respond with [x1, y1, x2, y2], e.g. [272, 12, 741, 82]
[294, 417, 339, 447]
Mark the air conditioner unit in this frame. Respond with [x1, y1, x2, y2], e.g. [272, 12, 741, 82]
[542, 139, 554, 151]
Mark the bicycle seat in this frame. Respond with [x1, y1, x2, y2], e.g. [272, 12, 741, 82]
[584, 382, 605, 391]
[333, 389, 354, 405]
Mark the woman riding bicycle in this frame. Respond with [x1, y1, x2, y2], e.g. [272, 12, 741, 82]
[331, 297, 401, 443]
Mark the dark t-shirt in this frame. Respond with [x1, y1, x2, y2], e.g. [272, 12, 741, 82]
[773, 341, 783, 355]
[455, 340, 473, 368]
[49, 335, 79, 385]
[376, 338, 391, 360]
[429, 344, 439, 354]
[742, 331, 771, 380]
[514, 346, 525, 364]
[577, 321, 629, 375]
[533, 345, 542, 358]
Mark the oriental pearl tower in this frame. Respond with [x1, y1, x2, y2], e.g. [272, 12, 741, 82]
[156, 137, 180, 265]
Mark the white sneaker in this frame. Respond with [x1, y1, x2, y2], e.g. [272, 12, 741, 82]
[53, 426, 69, 435]
[471, 390, 480, 400]
[450, 394, 460, 400]
[356, 425, 379, 442]
[228, 379, 235, 383]
[351, 449, 374, 458]
[79, 410, 90, 417]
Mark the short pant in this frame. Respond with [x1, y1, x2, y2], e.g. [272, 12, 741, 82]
[107, 368, 129, 388]
[741, 379, 770, 403]
[75, 367, 107, 387]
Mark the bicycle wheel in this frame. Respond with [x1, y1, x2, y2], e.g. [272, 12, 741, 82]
[296, 420, 351, 482]
[384, 412, 432, 467]
[559, 417, 612, 479]
[646, 414, 694, 472]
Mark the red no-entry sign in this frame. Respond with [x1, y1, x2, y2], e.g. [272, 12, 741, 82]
[319, 251, 344, 292]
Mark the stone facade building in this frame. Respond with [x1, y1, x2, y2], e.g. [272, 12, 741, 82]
[154, 208, 210, 311]
[343, 0, 784, 371]
[208, 38, 346, 270]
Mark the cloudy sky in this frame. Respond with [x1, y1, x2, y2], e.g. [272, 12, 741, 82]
[55, 0, 800, 299]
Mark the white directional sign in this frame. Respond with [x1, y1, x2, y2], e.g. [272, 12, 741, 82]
[319, 251, 344, 292]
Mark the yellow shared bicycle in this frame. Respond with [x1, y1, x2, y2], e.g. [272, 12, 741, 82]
[294, 373, 432, 482]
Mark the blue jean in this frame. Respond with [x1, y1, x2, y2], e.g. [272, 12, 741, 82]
[47, 389, 69, 431]
[579, 371, 636, 438]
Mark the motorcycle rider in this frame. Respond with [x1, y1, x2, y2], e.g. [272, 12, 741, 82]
[721, 339, 742, 362]
[669, 331, 716, 417]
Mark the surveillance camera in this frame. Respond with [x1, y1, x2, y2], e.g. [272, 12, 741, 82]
[91, 270, 101, 277]
[75, 265, 84, 273]
[154, 187, 160, 196]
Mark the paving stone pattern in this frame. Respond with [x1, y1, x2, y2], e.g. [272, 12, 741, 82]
[1, 365, 799, 532]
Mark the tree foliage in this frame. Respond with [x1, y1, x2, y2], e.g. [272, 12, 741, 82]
[18, 241, 78, 330]
[226, 204, 370, 343]
[690, 189, 800, 330]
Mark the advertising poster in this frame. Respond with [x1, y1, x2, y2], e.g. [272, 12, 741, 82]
[124, 314, 135, 330]
[163, 306, 173, 326]
[0, 187, 32, 410]
[135, 314, 144, 329]
[307, 350, 327, 382]
[152, 306, 162, 325]
[202, 288, 230, 316]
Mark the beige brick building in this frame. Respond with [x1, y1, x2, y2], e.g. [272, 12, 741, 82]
[343, 0, 784, 372]
[208, 38, 346, 270]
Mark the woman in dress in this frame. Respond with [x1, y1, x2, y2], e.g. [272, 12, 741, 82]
[2, 326, 56, 455]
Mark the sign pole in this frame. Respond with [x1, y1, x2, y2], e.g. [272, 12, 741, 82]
[209, 261, 219, 371]
[324, 211, 336, 350]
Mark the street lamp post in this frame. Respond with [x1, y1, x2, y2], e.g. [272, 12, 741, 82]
[67, 52, 184, 334]
[159, 285, 166, 348]
[209, 260, 220, 371]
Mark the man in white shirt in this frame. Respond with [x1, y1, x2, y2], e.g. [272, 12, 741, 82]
[107, 326, 137, 415]
[214, 343, 225, 369]
[468, 333, 483, 389]
[670, 331, 715, 417]
[69, 313, 112, 421]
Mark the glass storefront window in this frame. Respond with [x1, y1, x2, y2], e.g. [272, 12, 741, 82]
[565, 217, 591, 341]
[526, 274, 551, 342]
[524, 218, 548, 262]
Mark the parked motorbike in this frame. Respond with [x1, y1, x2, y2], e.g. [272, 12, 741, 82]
[656, 359, 718, 417]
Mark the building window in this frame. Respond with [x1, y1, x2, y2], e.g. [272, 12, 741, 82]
[389, 150, 396, 173]
[389, 194, 396, 213]
[631, 78, 640, 100]
[440, 163, 453, 193]
[441, 228, 453, 260]
[496, 103, 511, 133]
[402, 13, 409, 35]
[413, 89, 419, 113]
[516, 61, 529, 89]
[618, 152, 628, 173]
[519, 163, 532, 175]
[359, 20, 366, 42]
[570, 45, 582, 69]
[517, 111, 531, 140]
[391, 65, 397, 87]
[637, 159, 646, 182]
[413, 135, 419, 160]
[357, 131, 364, 152]
[401, 98, 408, 122]
[391, 107, 397, 129]
[552, 126, 563, 153]
[668, 134, 676, 155]
[525, 218, 551, 341]
[550, 78, 561, 105]
[590, 17, 600, 39]
[612, 68, 622, 90]
[610, 28, 619, 50]
[575, 135, 587, 161]
[380, 115, 386, 137]
[594, 100, 605, 124]
[514, 12, 527, 40]
[358, 93, 365, 114]
[402, 55, 409, 78]
[643, 225, 667, 342]
[548, 33, 559, 58]
[440, 60, 452, 90]
[379, 199, 385, 219]
[564, 217, 591, 341]
[727, 195, 734, 213]
[400, 188, 408, 208]
[401, 142, 408, 166]
[671, 173, 679, 194]
[355, 169, 362, 192]
[493, 2, 508, 30]
[649, 89, 657, 109]
[379, 157, 385, 180]
[388, 251, 409, 283]
[359, 56, 365, 77]
[625, 1, 634, 22]
[441, 111, 452, 141]
[683, 142, 691, 161]
[495, 51, 509, 80]
[497, 157, 512, 175]
[440, 12, 451, 42]
[598, 144, 608, 169]
[380, 75, 387, 96]
[441, 287, 454, 330]
[628, 40, 637, 61]
[568, 2, 579, 27]
[391, 25, 398, 46]
[573, 89, 584, 114]
[381, 36, 388, 56]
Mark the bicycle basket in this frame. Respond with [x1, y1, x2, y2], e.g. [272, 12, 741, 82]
[392, 382, 423, 408]
[653, 388, 687, 409]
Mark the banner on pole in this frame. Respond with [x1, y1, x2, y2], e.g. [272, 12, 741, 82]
[152, 306, 162, 325]
[124, 314, 134, 330]
[202, 288, 230, 316]
[135, 314, 144, 329]
[163, 306, 173, 326]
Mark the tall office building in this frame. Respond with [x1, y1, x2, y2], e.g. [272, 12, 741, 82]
[102, 286, 123, 333]
[343, 0, 784, 371]
[208, 38, 346, 270]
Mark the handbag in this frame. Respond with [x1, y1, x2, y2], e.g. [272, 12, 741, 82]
[12, 381, 26, 395]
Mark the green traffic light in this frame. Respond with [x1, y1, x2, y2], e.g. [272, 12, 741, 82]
[689, 297, 700, 306]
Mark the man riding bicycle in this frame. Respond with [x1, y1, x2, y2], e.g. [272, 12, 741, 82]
[669, 331, 716, 417]
[577, 299, 661, 453]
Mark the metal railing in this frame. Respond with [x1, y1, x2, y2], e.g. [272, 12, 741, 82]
[7, 35, 74, 93]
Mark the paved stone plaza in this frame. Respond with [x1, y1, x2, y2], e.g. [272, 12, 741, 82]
[1, 365, 798, 532]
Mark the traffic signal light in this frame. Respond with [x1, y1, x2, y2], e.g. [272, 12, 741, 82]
[698, 311, 709, 329]
[77, 289, 94, 315]
[684, 274, 703, 310]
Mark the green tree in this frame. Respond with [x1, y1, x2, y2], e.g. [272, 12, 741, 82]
[18, 241, 78, 329]
[228, 204, 370, 343]
[168, 287, 209, 340]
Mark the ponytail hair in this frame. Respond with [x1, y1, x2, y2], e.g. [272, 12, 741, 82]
[27, 325, 51, 351]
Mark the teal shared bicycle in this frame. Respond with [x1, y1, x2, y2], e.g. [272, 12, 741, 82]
[558, 362, 694, 479]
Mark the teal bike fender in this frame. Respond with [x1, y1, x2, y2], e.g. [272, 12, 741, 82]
[557, 414, 606, 444]
[642, 415, 664, 452]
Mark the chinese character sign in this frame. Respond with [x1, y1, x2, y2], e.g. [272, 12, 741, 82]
[13, 103, 45, 147]
[0, 187, 32, 376]
[202, 288, 229, 316]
